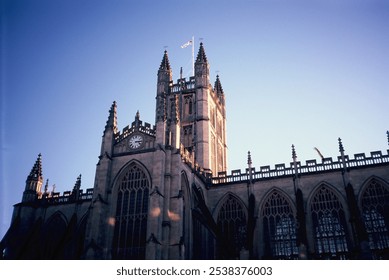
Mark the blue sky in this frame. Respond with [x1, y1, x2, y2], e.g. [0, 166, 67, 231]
[1, 0, 388, 238]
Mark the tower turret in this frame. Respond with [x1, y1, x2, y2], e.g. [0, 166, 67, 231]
[156, 50, 172, 145]
[100, 101, 117, 157]
[22, 153, 43, 202]
[214, 75, 225, 105]
[71, 174, 82, 201]
[195, 42, 209, 87]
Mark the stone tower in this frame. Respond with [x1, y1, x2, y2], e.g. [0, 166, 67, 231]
[157, 43, 228, 175]
[22, 153, 43, 202]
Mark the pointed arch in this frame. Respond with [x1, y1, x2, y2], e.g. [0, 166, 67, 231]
[40, 211, 68, 259]
[215, 193, 247, 259]
[359, 176, 389, 259]
[213, 192, 247, 219]
[73, 212, 88, 259]
[259, 188, 298, 259]
[60, 213, 78, 259]
[308, 183, 350, 259]
[111, 161, 150, 259]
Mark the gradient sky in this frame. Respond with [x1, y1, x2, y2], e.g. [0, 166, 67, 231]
[1, 0, 388, 238]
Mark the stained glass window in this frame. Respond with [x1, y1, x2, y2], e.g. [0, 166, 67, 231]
[217, 195, 247, 259]
[112, 163, 149, 259]
[310, 185, 349, 259]
[261, 191, 298, 259]
[361, 178, 389, 259]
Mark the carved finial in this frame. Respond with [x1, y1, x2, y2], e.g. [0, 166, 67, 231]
[247, 151, 252, 166]
[73, 174, 81, 191]
[214, 75, 224, 95]
[292, 145, 297, 161]
[196, 42, 207, 63]
[105, 101, 117, 132]
[338, 137, 344, 153]
[44, 179, 49, 193]
[133, 110, 140, 127]
[28, 153, 43, 180]
[159, 50, 171, 71]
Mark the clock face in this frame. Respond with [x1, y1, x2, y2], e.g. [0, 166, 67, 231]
[128, 134, 144, 149]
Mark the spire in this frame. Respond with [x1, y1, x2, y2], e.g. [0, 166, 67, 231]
[23, 153, 43, 202]
[196, 42, 207, 63]
[159, 50, 171, 71]
[247, 151, 253, 194]
[247, 151, 252, 166]
[44, 179, 49, 194]
[73, 174, 81, 191]
[72, 174, 81, 201]
[214, 75, 224, 95]
[28, 153, 43, 181]
[292, 144, 297, 162]
[214, 75, 225, 105]
[338, 137, 350, 187]
[105, 101, 117, 132]
[134, 110, 141, 127]
[292, 144, 299, 194]
[338, 137, 344, 153]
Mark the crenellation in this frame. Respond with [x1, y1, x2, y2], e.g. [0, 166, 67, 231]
[260, 166, 271, 172]
[212, 149, 389, 184]
[115, 122, 156, 144]
[171, 77, 196, 93]
[25, 187, 95, 205]
[371, 151, 382, 158]
[245, 167, 255, 174]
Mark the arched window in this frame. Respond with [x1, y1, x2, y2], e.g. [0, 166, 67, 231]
[112, 163, 150, 259]
[361, 178, 389, 259]
[261, 191, 298, 259]
[217, 195, 247, 259]
[310, 185, 349, 259]
[41, 212, 67, 259]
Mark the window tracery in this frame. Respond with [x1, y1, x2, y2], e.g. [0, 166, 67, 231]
[310, 185, 349, 259]
[217, 195, 247, 259]
[261, 191, 298, 259]
[112, 163, 150, 259]
[361, 178, 389, 259]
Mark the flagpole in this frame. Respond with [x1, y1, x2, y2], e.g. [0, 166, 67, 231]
[192, 36, 194, 77]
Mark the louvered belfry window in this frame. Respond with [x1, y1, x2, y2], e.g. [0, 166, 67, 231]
[112, 163, 150, 259]
[310, 185, 349, 259]
[361, 178, 389, 258]
[261, 191, 298, 259]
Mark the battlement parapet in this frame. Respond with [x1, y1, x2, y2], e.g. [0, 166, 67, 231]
[212, 150, 389, 185]
[115, 122, 156, 143]
[171, 77, 196, 93]
[36, 188, 94, 205]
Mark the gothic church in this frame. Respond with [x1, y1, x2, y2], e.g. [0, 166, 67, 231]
[1, 43, 389, 260]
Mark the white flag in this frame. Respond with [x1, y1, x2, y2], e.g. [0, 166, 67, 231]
[181, 40, 192, 48]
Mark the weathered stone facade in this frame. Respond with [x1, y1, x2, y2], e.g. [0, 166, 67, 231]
[1, 43, 389, 260]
